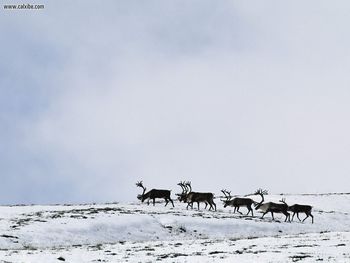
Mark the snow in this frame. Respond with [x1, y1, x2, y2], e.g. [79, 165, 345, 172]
[0, 193, 349, 262]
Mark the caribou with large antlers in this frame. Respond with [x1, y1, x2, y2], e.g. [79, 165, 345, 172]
[221, 189, 255, 216]
[177, 181, 216, 211]
[176, 181, 206, 209]
[254, 189, 290, 222]
[136, 181, 174, 207]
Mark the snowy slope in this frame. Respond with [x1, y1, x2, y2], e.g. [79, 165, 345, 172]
[0, 193, 349, 262]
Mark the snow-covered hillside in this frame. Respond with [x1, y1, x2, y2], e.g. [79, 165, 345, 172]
[0, 193, 349, 262]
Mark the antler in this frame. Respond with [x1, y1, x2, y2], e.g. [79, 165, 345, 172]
[177, 181, 186, 193]
[254, 188, 268, 195]
[254, 188, 268, 208]
[221, 189, 232, 200]
[185, 181, 192, 192]
[279, 198, 287, 205]
[136, 181, 146, 191]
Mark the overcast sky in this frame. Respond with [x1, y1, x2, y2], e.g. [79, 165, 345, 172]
[1, 1, 350, 204]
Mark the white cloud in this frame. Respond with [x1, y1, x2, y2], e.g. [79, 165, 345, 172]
[2, 1, 350, 203]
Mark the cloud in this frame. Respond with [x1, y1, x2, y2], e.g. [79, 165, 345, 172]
[1, 1, 350, 204]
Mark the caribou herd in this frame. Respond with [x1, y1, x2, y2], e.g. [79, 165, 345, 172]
[136, 181, 314, 223]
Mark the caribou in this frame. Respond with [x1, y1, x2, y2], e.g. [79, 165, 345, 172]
[280, 200, 314, 224]
[176, 181, 207, 209]
[254, 189, 290, 222]
[136, 181, 174, 207]
[221, 189, 255, 216]
[177, 181, 216, 211]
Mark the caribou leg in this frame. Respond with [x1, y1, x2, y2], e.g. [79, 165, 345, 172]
[246, 205, 253, 216]
[169, 198, 174, 207]
[211, 201, 216, 211]
[296, 213, 302, 221]
[291, 212, 296, 222]
[309, 213, 314, 224]
[302, 212, 313, 223]
[261, 211, 268, 219]
[284, 212, 290, 222]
